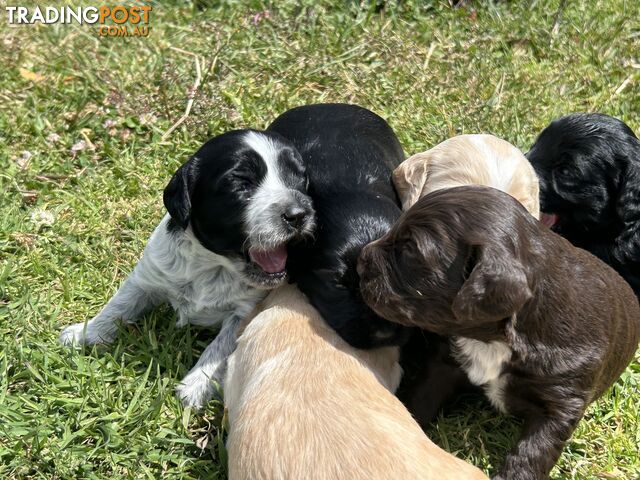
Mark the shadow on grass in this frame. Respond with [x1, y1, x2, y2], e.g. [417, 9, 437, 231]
[426, 392, 523, 475]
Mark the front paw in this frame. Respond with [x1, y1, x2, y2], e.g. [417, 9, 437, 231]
[59, 322, 93, 346]
[176, 370, 220, 409]
[60, 323, 86, 346]
[59, 321, 113, 346]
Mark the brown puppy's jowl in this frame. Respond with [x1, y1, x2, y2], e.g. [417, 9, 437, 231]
[224, 285, 488, 480]
[358, 186, 640, 480]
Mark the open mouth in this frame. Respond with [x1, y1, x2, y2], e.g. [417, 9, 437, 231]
[248, 244, 288, 277]
[540, 212, 560, 229]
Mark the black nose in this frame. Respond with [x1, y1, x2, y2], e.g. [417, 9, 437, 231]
[282, 206, 307, 229]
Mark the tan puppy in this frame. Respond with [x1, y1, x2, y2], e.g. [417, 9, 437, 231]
[393, 134, 540, 218]
[224, 285, 488, 480]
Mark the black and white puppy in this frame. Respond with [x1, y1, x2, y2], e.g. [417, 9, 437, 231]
[526, 113, 640, 295]
[268, 103, 410, 349]
[60, 129, 315, 408]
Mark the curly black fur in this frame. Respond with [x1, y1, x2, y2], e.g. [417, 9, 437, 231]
[526, 113, 640, 296]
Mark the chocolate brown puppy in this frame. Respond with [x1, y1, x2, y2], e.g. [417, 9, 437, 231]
[392, 134, 541, 423]
[358, 185, 640, 480]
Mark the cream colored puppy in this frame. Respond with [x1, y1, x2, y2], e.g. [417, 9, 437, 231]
[224, 285, 488, 480]
[394, 134, 540, 218]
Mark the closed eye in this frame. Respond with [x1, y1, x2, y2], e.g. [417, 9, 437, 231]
[232, 172, 255, 185]
[230, 151, 265, 187]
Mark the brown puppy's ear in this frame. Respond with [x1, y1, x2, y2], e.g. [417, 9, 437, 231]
[452, 245, 532, 324]
[392, 153, 430, 210]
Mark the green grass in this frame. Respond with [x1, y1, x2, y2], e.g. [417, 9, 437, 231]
[1, 0, 638, 478]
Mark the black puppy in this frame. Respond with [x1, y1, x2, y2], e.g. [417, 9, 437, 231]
[527, 113, 640, 295]
[358, 186, 640, 480]
[268, 103, 410, 348]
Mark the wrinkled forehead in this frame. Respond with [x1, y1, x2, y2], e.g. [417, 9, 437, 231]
[243, 131, 305, 186]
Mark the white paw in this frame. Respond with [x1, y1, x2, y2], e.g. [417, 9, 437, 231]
[59, 322, 90, 346]
[176, 369, 222, 409]
[59, 321, 113, 346]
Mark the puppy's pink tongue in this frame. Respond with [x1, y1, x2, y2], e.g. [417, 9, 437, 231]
[249, 245, 287, 274]
[541, 213, 560, 228]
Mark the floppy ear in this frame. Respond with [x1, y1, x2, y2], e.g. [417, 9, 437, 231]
[614, 158, 640, 262]
[523, 161, 541, 220]
[452, 245, 532, 324]
[392, 153, 430, 210]
[163, 157, 200, 229]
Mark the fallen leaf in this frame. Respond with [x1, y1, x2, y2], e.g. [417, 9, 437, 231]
[20, 190, 38, 205]
[19, 68, 45, 83]
[196, 435, 209, 450]
[11, 232, 38, 248]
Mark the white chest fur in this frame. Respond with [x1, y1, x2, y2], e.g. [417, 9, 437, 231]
[134, 215, 264, 327]
[452, 337, 512, 413]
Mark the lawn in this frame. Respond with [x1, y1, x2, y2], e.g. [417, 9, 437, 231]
[0, 0, 638, 478]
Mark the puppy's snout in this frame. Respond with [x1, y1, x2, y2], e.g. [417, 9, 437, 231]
[282, 206, 307, 229]
[281, 194, 315, 234]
